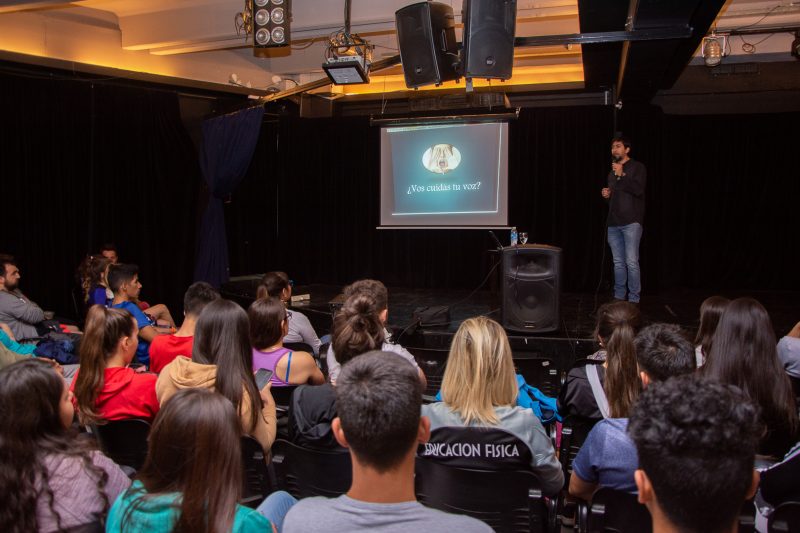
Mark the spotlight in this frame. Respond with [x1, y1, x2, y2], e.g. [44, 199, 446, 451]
[252, 0, 291, 53]
[701, 33, 728, 67]
[322, 31, 373, 85]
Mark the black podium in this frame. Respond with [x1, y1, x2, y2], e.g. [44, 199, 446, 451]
[500, 244, 562, 333]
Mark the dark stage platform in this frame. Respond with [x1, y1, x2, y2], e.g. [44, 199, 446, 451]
[221, 276, 799, 396]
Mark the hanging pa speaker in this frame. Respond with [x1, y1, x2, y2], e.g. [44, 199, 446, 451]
[395, 2, 460, 88]
[501, 244, 561, 333]
[252, 0, 291, 50]
[461, 0, 517, 80]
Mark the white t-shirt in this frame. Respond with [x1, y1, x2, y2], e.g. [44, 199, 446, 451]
[326, 342, 419, 384]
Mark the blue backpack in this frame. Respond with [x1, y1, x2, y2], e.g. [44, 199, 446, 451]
[433, 374, 561, 425]
[515, 374, 562, 425]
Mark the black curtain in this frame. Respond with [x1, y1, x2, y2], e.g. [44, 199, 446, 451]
[228, 106, 800, 293]
[0, 67, 203, 318]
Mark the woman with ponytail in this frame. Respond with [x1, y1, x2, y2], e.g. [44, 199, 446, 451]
[71, 305, 159, 423]
[287, 285, 424, 450]
[0, 359, 130, 532]
[156, 299, 278, 452]
[558, 300, 642, 419]
[249, 297, 324, 387]
[325, 279, 425, 386]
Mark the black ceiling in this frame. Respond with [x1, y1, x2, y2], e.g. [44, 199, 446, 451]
[578, 0, 727, 103]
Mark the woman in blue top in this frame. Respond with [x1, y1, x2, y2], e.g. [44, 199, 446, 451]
[107, 388, 294, 532]
[77, 255, 112, 307]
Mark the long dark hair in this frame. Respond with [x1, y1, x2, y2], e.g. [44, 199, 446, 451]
[332, 294, 385, 365]
[595, 301, 642, 418]
[74, 305, 136, 424]
[703, 298, 798, 442]
[77, 255, 111, 303]
[0, 359, 110, 533]
[121, 389, 241, 533]
[694, 295, 730, 358]
[192, 299, 261, 431]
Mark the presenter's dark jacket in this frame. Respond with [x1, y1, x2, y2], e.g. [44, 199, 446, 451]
[606, 159, 646, 227]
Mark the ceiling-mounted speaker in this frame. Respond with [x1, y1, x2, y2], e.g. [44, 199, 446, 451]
[462, 0, 517, 80]
[252, 0, 291, 50]
[395, 2, 460, 88]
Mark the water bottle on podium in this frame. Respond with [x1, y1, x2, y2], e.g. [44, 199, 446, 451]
[510, 226, 518, 246]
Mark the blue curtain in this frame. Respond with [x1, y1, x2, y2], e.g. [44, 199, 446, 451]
[194, 105, 264, 287]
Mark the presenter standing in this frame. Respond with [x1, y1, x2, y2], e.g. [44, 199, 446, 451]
[600, 137, 646, 303]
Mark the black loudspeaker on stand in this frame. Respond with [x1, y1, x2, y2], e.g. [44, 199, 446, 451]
[501, 245, 561, 333]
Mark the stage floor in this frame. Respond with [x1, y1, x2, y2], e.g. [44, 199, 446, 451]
[223, 279, 797, 338]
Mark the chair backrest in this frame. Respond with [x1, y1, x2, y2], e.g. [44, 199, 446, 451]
[92, 419, 151, 471]
[408, 347, 449, 397]
[284, 342, 315, 355]
[580, 487, 652, 533]
[768, 501, 800, 533]
[270, 384, 300, 409]
[514, 356, 560, 397]
[240, 435, 274, 508]
[414, 456, 552, 533]
[420, 426, 532, 471]
[559, 415, 600, 485]
[271, 438, 352, 498]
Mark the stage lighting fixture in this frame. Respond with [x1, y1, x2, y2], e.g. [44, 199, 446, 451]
[792, 31, 800, 60]
[701, 34, 729, 67]
[252, 0, 291, 52]
[322, 31, 373, 85]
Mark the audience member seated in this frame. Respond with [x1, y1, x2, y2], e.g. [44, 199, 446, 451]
[78, 254, 113, 308]
[283, 351, 491, 533]
[258, 271, 323, 355]
[100, 242, 119, 265]
[777, 320, 800, 380]
[106, 388, 296, 533]
[249, 297, 324, 387]
[420, 317, 563, 495]
[0, 254, 46, 341]
[569, 323, 696, 501]
[149, 281, 219, 374]
[702, 297, 799, 458]
[326, 279, 426, 387]
[693, 295, 730, 368]
[558, 300, 642, 420]
[0, 322, 36, 355]
[0, 359, 131, 532]
[629, 376, 761, 533]
[108, 264, 174, 366]
[156, 299, 277, 451]
[71, 306, 160, 423]
[288, 290, 420, 450]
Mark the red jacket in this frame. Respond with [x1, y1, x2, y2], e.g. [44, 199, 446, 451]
[149, 334, 194, 374]
[71, 367, 160, 421]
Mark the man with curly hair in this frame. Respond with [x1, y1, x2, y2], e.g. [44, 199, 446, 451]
[629, 376, 762, 533]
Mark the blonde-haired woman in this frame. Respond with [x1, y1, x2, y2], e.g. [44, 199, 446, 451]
[421, 316, 563, 495]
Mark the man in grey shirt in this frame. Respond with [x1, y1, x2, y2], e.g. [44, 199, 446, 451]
[283, 351, 490, 533]
[0, 255, 45, 340]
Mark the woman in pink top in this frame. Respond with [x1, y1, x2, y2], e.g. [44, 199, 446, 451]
[249, 297, 324, 387]
[0, 359, 130, 532]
